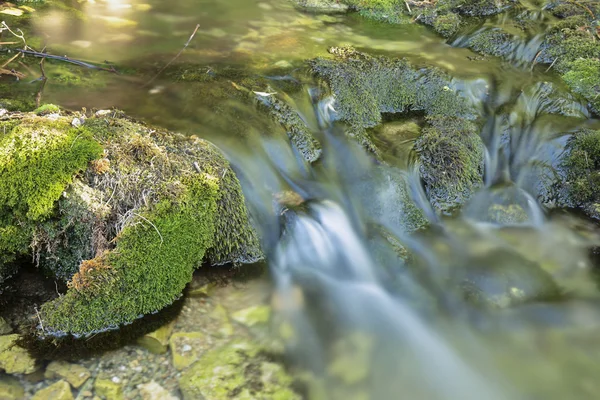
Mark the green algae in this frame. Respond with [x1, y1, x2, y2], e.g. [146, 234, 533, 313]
[179, 340, 300, 400]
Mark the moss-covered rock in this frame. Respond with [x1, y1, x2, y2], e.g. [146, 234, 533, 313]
[561, 58, 600, 114]
[0, 334, 37, 374]
[415, 117, 484, 213]
[558, 129, 600, 218]
[35, 112, 261, 335]
[0, 109, 261, 336]
[0, 112, 102, 287]
[311, 47, 475, 129]
[178, 340, 300, 400]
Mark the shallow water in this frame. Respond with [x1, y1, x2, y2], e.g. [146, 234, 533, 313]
[3, 0, 600, 399]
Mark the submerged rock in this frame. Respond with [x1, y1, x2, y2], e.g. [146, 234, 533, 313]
[0, 375, 24, 400]
[44, 360, 91, 389]
[94, 378, 123, 400]
[460, 249, 562, 309]
[169, 332, 211, 371]
[31, 380, 73, 400]
[137, 321, 175, 355]
[0, 109, 261, 336]
[0, 334, 37, 374]
[178, 340, 300, 400]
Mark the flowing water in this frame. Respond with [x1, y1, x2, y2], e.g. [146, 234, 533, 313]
[4, 0, 600, 399]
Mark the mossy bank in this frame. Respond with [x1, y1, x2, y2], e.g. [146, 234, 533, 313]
[0, 107, 261, 336]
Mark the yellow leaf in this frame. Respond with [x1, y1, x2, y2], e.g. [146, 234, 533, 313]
[0, 8, 24, 16]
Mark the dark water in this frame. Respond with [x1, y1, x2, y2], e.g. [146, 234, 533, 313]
[4, 0, 600, 399]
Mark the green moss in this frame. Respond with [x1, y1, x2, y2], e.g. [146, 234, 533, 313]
[433, 12, 461, 37]
[40, 174, 219, 334]
[34, 104, 60, 115]
[562, 58, 600, 113]
[468, 29, 514, 57]
[414, 117, 484, 213]
[0, 116, 102, 283]
[560, 129, 600, 207]
[0, 118, 102, 221]
[28, 113, 260, 334]
[311, 47, 474, 129]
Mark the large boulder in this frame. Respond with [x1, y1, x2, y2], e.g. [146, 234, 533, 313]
[0, 109, 261, 336]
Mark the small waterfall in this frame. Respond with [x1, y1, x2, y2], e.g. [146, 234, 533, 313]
[215, 73, 599, 399]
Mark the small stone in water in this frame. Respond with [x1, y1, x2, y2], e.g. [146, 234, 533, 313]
[111, 377, 121, 384]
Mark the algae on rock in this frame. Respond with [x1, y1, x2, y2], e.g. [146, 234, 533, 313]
[179, 340, 300, 400]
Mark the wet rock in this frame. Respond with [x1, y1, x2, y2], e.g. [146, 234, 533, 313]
[557, 129, 600, 219]
[178, 340, 300, 400]
[0, 110, 265, 336]
[138, 381, 179, 400]
[460, 249, 561, 309]
[31, 380, 73, 400]
[0, 374, 24, 400]
[94, 378, 123, 400]
[231, 305, 271, 327]
[137, 321, 175, 355]
[0, 318, 11, 335]
[0, 334, 37, 374]
[415, 117, 484, 214]
[210, 304, 235, 337]
[45, 361, 91, 389]
[168, 332, 211, 371]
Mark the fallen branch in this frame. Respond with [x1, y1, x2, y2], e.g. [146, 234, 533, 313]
[16, 48, 118, 73]
[143, 23, 200, 87]
[0, 67, 24, 79]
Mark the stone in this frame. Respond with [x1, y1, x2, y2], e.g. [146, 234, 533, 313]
[45, 360, 91, 389]
[0, 374, 24, 400]
[210, 304, 234, 337]
[0, 335, 37, 374]
[231, 305, 271, 327]
[32, 380, 73, 400]
[94, 378, 123, 400]
[168, 332, 211, 371]
[137, 381, 179, 400]
[179, 340, 300, 400]
[0, 318, 11, 335]
[187, 283, 216, 298]
[137, 321, 175, 354]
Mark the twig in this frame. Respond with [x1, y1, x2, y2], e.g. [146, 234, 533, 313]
[530, 50, 542, 71]
[16, 48, 118, 73]
[0, 67, 24, 79]
[545, 56, 559, 72]
[566, 0, 595, 19]
[34, 306, 45, 333]
[0, 21, 27, 47]
[1, 52, 19, 68]
[0, 41, 18, 45]
[144, 23, 200, 87]
[404, 1, 412, 14]
[133, 212, 164, 245]
[35, 58, 47, 107]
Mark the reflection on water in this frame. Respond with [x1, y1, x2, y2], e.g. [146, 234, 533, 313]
[4, 0, 600, 399]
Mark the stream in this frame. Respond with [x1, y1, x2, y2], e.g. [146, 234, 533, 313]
[2, 0, 600, 399]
